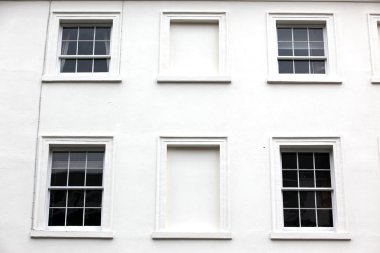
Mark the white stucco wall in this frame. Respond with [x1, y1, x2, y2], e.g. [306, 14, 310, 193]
[1, 0, 380, 252]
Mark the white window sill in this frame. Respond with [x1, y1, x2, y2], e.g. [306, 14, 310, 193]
[267, 75, 342, 84]
[151, 231, 232, 240]
[270, 231, 351, 240]
[371, 76, 380, 84]
[41, 75, 122, 83]
[157, 75, 231, 84]
[30, 230, 114, 239]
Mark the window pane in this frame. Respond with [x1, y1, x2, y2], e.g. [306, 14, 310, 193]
[94, 59, 109, 72]
[293, 28, 308, 41]
[61, 41, 77, 55]
[78, 41, 94, 55]
[279, 60, 293, 73]
[293, 42, 309, 56]
[94, 41, 110, 55]
[79, 27, 95, 40]
[51, 169, 68, 186]
[282, 170, 298, 187]
[316, 191, 332, 208]
[298, 153, 313, 169]
[95, 27, 111, 40]
[310, 42, 325, 56]
[86, 169, 103, 186]
[49, 190, 67, 207]
[66, 208, 84, 226]
[317, 209, 333, 227]
[300, 209, 316, 227]
[77, 59, 93, 72]
[68, 170, 85, 186]
[316, 171, 331, 187]
[299, 170, 315, 187]
[48, 208, 66, 226]
[278, 42, 292, 56]
[310, 60, 326, 74]
[277, 28, 292, 41]
[87, 152, 104, 169]
[294, 60, 310, 74]
[85, 190, 102, 207]
[84, 208, 102, 226]
[60, 59, 76, 73]
[284, 209, 299, 227]
[283, 191, 299, 208]
[315, 153, 330, 169]
[62, 27, 78, 40]
[281, 153, 297, 169]
[52, 152, 69, 169]
[70, 152, 86, 169]
[67, 190, 84, 207]
[299, 191, 315, 208]
[309, 28, 324, 41]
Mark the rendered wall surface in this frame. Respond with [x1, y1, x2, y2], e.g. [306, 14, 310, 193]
[0, 0, 380, 252]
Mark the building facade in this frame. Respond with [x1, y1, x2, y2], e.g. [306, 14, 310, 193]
[1, 0, 380, 252]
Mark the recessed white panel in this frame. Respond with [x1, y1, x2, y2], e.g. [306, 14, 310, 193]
[169, 22, 219, 75]
[166, 146, 220, 231]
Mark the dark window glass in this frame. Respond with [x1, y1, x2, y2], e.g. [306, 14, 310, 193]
[94, 59, 109, 72]
[310, 60, 325, 74]
[86, 190, 102, 207]
[51, 169, 68, 186]
[86, 169, 103, 186]
[294, 60, 310, 74]
[52, 152, 69, 169]
[77, 59, 93, 72]
[283, 191, 299, 208]
[50, 190, 67, 207]
[316, 171, 331, 187]
[78, 41, 94, 55]
[87, 152, 104, 169]
[317, 209, 333, 227]
[67, 190, 84, 207]
[299, 171, 315, 187]
[62, 27, 78, 40]
[48, 208, 66, 226]
[284, 209, 299, 227]
[94, 41, 110, 55]
[79, 27, 95, 40]
[279, 60, 293, 74]
[316, 191, 332, 208]
[278, 42, 292, 56]
[70, 152, 86, 169]
[298, 153, 314, 169]
[282, 170, 298, 187]
[281, 153, 297, 169]
[293, 28, 308, 41]
[310, 42, 324, 56]
[300, 209, 316, 227]
[314, 153, 330, 169]
[61, 59, 76, 73]
[84, 208, 102, 226]
[61, 41, 77, 55]
[66, 208, 84, 226]
[294, 42, 308, 56]
[95, 27, 111, 40]
[300, 191, 315, 208]
[68, 170, 85, 186]
[277, 28, 292, 41]
[309, 28, 323, 41]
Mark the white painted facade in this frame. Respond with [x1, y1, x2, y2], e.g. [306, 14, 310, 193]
[1, 0, 380, 252]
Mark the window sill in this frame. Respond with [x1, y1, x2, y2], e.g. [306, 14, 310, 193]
[270, 231, 351, 240]
[41, 75, 122, 83]
[30, 230, 114, 239]
[267, 75, 342, 84]
[371, 76, 380, 84]
[151, 231, 232, 240]
[157, 75, 231, 84]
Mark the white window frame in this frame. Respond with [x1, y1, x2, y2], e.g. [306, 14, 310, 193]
[157, 12, 231, 84]
[31, 136, 114, 238]
[152, 137, 231, 239]
[42, 12, 122, 83]
[267, 13, 342, 84]
[270, 137, 350, 240]
[368, 14, 380, 84]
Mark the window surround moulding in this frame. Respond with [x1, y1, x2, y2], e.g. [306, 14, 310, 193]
[42, 12, 122, 83]
[269, 137, 350, 240]
[31, 136, 114, 239]
[368, 14, 380, 84]
[157, 11, 231, 84]
[266, 12, 342, 85]
[152, 136, 231, 240]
